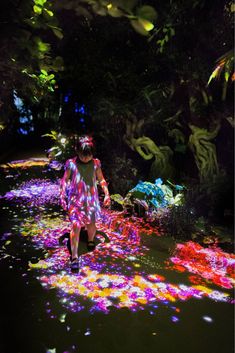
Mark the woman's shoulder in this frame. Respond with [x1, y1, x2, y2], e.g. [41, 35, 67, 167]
[93, 158, 101, 169]
[65, 157, 77, 169]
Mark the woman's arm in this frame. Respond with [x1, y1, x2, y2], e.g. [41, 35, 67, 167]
[60, 166, 71, 210]
[96, 167, 111, 207]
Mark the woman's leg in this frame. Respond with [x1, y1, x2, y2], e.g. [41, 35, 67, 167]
[70, 222, 81, 259]
[86, 222, 96, 242]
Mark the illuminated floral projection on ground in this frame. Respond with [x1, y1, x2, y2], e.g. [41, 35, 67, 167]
[0, 162, 234, 322]
[0, 158, 49, 169]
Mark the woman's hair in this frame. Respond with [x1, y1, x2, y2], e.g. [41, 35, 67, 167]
[77, 135, 94, 156]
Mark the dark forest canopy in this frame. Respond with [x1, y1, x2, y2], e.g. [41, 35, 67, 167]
[0, 0, 234, 186]
[0, 0, 233, 105]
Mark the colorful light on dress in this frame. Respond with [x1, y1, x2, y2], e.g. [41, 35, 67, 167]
[60, 158, 101, 227]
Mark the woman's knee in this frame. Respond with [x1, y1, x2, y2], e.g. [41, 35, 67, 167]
[71, 223, 81, 236]
[87, 222, 96, 231]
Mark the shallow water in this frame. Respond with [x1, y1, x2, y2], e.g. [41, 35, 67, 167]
[0, 161, 234, 353]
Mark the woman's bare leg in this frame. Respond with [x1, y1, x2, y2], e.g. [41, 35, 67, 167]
[87, 222, 96, 242]
[70, 223, 81, 259]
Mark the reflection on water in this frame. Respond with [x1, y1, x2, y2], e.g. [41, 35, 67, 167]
[0, 160, 234, 353]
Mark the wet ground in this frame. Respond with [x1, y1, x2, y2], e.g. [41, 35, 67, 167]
[0, 158, 234, 353]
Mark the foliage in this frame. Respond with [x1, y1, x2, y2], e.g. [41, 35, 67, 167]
[42, 130, 76, 163]
[149, 23, 175, 53]
[207, 49, 234, 101]
[126, 178, 185, 207]
[0, 0, 64, 104]
[105, 154, 139, 195]
[55, 0, 157, 36]
[188, 123, 220, 181]
[0, 0, 233, 195]
[110, 178, 185, 215]
[154, 204, 197, 240]
[185, 174, 234, 222]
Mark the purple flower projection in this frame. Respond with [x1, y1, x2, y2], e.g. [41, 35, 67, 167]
[1, 179, 60, 206]
[17, 210, 234, 317]
[0, 160, 234, 322]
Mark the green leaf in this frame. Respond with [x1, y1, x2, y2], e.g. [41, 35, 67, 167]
[44, 8, 54, 17]
[52, 27, 64, 39]
[34, 0, 47, 6]
[225, 71, 229, 82]
[110, 194, 124, 205]
[107, 6, 124, 17]
[130, 19, 149, 35]
[38, 41, 50, 52]
[138, 18, 154, 31]
[40, 69, 47, 75]
[54, 56, 64, 66]
[51, 56, 64, 71]
[136, 5, 157, 22]
[207, 67, 219, 85]
[33, 5, 42, 14]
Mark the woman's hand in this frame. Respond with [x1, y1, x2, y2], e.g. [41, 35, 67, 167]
[61, 198, 67, 211]
[103, 194, 111, 207]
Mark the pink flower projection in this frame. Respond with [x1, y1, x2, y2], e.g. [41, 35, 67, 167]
[24, 210, 234, 315]
[168, 241, 235, 289]
[1, 172, 234, 318]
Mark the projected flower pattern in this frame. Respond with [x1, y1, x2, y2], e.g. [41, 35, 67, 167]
[168, 241, 235, 289]
[0, 168, 234, 319]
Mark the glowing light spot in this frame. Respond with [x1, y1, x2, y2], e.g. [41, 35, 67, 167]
[84, 328, 91, 336]
[203, 316, 213, 323]
[59, 313, 66, 322]
[171, 316, 179, 323]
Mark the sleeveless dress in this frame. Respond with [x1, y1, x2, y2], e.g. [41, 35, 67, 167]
[61, 157, 101, 227]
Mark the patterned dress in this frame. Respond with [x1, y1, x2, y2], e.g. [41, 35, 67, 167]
[60, 157, 101, 227]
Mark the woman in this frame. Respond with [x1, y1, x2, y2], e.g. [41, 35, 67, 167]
[60, 136, 110, 271]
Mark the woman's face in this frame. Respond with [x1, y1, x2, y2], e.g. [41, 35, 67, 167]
[78, 153, 93, 163]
